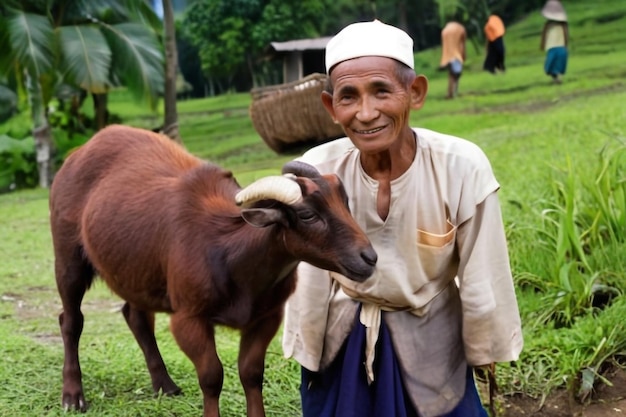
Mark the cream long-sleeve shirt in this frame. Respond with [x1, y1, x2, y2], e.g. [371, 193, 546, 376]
[282, 128, 523, 417]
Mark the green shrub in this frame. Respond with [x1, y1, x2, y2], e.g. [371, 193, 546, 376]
[0, 134, 37, 192]
[51, 128, 91, 171]
[0, 84, 18, 123]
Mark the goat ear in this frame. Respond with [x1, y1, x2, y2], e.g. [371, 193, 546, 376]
[241, 208, 287, 228]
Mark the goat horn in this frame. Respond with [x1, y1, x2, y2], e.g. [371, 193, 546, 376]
[235, 176, 303, 207]
[282, 160, 322, 178]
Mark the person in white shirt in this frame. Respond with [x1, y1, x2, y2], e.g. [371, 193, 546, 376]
[282, 20, 523, 417]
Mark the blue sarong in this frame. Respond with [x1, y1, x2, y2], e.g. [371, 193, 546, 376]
[544, 46, 568, 76]
[300, 307, 488, 417]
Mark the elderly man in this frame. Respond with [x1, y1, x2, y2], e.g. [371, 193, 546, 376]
[282, 20, 523, 417]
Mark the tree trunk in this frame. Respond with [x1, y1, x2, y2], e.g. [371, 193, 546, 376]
[93, 93, 109, 130]
[397, 0, 408, 32]
[24, 68, 54, 188]
[162, 0, 181, 144]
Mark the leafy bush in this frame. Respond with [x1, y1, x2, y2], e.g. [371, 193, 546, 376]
[51, 128, 91, 171]
[0, 103, 94, 193]
[0, 84, 18, 123]
[0, 134, 36, 192]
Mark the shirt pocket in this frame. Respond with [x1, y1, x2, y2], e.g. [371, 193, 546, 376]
[416, 220, 457, 280]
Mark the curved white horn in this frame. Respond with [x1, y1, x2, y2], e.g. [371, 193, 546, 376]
[235, 176, 302, 207]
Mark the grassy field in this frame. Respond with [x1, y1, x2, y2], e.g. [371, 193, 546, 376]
[1, 0, 626, 415]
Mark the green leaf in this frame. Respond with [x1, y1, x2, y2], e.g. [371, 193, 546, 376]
[0, 85, 18, 121]
[101, 22, 164, 107]
[6, 12, 55, 78]
[58, 25, 112, 93]
[0, 134, 34, 153]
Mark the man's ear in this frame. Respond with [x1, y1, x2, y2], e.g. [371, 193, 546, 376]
[321, 91, 337, 122]
[410, 75, 429, 110]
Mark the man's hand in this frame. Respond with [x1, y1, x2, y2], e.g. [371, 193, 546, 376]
[475, 363, 498, 416]
[474, 362, 496, 383]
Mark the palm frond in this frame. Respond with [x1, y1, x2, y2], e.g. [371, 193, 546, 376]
[101, 21, 164, 107]
[58, 25, 112, 93]
[6, 11, 55, 78]
[0, 84, 18, 120]
[0, 15, 12, 77]
[123, 0, 163, 33]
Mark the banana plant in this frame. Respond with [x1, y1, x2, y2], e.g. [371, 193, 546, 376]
[0, 0, 164, 187]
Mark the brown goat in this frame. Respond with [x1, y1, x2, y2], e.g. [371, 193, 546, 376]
[49, 125, 377, 417]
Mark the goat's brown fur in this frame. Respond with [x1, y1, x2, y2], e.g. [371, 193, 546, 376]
[49, 125, 376, 417]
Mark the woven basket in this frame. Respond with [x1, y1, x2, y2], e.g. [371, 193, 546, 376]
[249, 73, 345, 153]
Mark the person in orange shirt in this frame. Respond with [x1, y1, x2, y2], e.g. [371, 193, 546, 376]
[439, 21, 466, 99]
[483, 14, 506, 74]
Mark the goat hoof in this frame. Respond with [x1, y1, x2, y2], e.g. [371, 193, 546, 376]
[62, 395, 87, 412]
[154, 386, 183, 398]
[164, 386, 183, 396]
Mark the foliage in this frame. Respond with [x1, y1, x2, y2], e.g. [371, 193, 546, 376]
[0, 104, 94, 194]
[0, 0, 165, 117]
[0, 84, 17, 122]
[251, 0, 325, 49]
[0, 0, 165, 187]
[182, 0, 326, 91]
[0, 134, 36, 192]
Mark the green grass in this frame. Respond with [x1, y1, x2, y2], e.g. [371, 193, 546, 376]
[1, 0, 626, 415]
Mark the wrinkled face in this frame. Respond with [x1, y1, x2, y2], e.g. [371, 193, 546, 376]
[323, 56, 414, 155]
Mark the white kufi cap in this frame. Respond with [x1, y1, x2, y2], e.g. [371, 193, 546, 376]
[325, 20, 414, 73]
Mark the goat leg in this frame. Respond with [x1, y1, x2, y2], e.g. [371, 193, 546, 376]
[58, 310, 87, 412]
[170, 313, 223, 417]
[238, 312, 284, 417]
[55, 248, 92, 412]
[121, 303, 181, 396]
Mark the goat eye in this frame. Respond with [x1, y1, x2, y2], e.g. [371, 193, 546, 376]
[297, 210, 318, 223]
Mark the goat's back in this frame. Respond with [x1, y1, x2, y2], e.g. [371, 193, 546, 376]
[49, 125, 238, 311]
[50, 125, 205, 235]
[54, 125, 200, 193]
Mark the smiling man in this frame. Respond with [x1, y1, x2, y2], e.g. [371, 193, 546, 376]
[282, 20, 523, 417]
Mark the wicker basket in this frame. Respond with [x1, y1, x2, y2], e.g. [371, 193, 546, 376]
[249, 73, 345, 153]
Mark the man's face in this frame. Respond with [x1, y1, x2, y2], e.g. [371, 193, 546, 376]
[324, 56, 413, 155]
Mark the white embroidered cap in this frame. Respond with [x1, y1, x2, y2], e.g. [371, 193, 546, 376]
[325, 20, 415, 73]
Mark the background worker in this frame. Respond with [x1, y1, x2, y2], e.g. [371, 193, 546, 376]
[439, 21, 467, 98]
[483, 14, 506, 74]
[540, 0, 569, 83]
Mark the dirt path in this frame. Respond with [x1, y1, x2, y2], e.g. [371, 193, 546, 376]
[500, 367, 626, 416]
